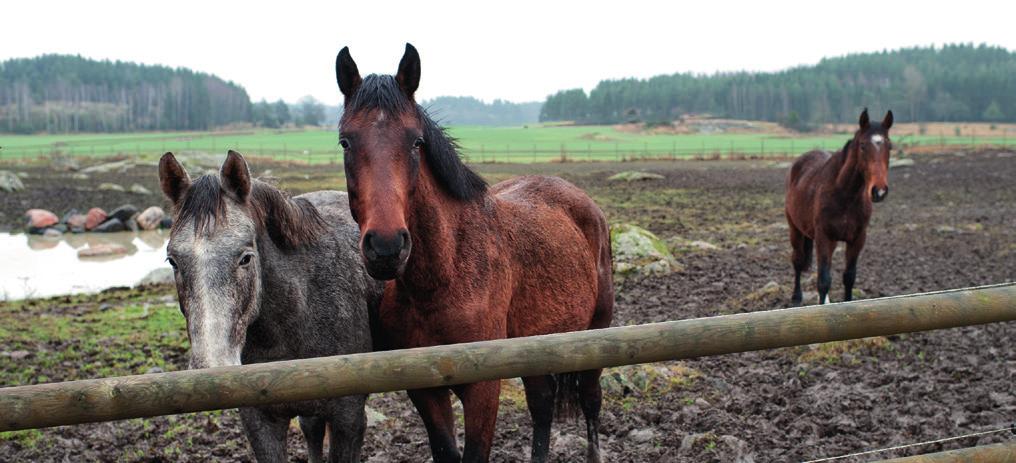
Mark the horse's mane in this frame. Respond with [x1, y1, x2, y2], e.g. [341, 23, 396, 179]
[176, 175, 327, 250]
[342, 74, 487, 201]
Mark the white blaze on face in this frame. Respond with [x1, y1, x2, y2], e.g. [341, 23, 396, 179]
[870, 134, 885, 147]
[191, 239, 242, 368]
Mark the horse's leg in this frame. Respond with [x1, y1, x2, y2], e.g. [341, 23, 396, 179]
[326, 395, 368, 462]
[815, 236, 836, 304]
[239, 407, 290, 463]
[789, 225, 813, 306]
[843, 231, 866, 302]
[578, 369, 604, 463]
[522, 375, 556, 462]
[298, 415, 327, 463]
[453, 380, 501, 463]
[407, 387, 461, 463]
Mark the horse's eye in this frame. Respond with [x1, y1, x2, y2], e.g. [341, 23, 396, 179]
[166, 257, 178, 270]
[239, 253, 254, 267]
[339, 138, 350, 150]
[413, 137, 425, 149]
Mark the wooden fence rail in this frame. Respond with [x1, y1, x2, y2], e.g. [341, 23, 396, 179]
[1, 283, 1015, 432]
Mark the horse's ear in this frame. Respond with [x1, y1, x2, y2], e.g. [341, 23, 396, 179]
[882, 110, 893, 130]
[396, 43, 421, 98]
[336, 46, 362, 99]
[159, 152, 190, 205]
[859, 108, 870, 130]
[220, 150, 252, 203]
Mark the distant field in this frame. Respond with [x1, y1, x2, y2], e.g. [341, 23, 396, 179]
[2, 123, 1013, 164]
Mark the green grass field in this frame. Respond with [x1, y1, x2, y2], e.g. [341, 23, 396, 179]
[1, 124, 1012, 164]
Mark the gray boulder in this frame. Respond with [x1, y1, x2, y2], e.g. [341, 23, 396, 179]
[0, 171, 25, 192]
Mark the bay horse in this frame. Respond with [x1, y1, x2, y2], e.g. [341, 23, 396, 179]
[335, 44, 614, 462]
[785, 109, 893, 306]
[159, 151, 383, 462]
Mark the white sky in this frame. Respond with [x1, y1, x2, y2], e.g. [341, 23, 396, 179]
[2, 0, 1014, 105]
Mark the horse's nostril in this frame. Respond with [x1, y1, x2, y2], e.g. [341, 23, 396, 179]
[398, 229, 410, 249]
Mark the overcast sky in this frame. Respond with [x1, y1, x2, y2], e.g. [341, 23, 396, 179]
[2, 0, 1014, 105]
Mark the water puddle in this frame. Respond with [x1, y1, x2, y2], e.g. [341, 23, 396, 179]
[0, 231, 171, 300]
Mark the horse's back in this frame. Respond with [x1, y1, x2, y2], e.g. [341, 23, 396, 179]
[491, 175, 613, 335]
[787, 150, 832, 190]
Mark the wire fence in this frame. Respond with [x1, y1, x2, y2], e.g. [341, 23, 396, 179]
[1, 135, 1014, 166]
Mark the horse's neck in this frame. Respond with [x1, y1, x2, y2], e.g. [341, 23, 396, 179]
[833, 146, 867, 199]
[401, 172, 485, 293]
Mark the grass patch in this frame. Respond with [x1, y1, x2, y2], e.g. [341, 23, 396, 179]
[797, 336, 891, 364]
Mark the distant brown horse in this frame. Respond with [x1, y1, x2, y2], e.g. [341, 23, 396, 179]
[785, 108, 893, 306]
[335, 44, 614, 463]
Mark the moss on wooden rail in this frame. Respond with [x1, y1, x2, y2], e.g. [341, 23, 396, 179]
[1, 283, 1015, 432]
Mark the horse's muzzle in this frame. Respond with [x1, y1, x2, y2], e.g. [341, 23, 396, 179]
[871, 186, 888, 202]
[362, 229, 411, 280]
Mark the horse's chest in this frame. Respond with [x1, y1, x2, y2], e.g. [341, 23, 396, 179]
[378, 296, 507, 349]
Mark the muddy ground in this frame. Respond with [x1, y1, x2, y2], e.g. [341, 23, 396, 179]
[1, 150, 1015, 462]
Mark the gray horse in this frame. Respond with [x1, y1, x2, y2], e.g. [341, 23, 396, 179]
[158, 150, 382, 462]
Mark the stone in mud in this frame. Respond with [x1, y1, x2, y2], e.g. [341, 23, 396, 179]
[129, 183, 152, 195]
[106, 205, 139, 225]
[610, 223, 682, 279]
[25, 209, 59, 231]
[43, 228, 63, 238]
[136, 206, 165, 231]
[0, 171, 26, 192]
[607, 171, 665, 182]
[85, 208, 108, 231]
[65, 213, 88, 231]
[78, 243, 129, 258]
[93, 218, 127, 233]
[98, 182, 126, 192]
[138, 268, 174, 286]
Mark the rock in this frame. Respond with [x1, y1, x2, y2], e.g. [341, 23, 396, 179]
[51, 224, 68, 233]
[98, 182, 126, 192]
[160, 217, 173, 229]
[628, 428, 656, 443]
[607, 171, 665, 182]
[145, 366, 165, 374]
[686, 240, 720, 251]
[93, 218, 127, 233]
[107, 205, 139, 224]
[138, 268, 174, 286]
[65, 213, 87, 230]
[136, 206, 166, 230]
[25, 209, 59, 230]
[129, 183, 152, 195]
[85, 208, 108, 231]
[60, 209, 80, 224]
[0, 170, 26, 192]
[43, 228, 62, 238]
[890, 158, 915, 169]
[78, 243, 129, 258]
[52, 155, 81, 172]
[70, 173, 90, 180]
[81, 159, 133, 174]
[6, 350, 31, 360]
[611, 223, 682, 278]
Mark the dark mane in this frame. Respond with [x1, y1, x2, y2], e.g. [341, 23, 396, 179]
[342, 74, 487, 201]
[175, 176, 327, 249]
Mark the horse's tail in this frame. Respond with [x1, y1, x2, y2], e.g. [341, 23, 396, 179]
[554, 372, 582, 421]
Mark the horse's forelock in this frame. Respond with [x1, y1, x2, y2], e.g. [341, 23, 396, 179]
[175, 176, 326, 249]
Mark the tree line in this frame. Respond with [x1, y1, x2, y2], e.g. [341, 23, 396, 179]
[0, 55, 252, 133]
[540, 44, 1016, 127]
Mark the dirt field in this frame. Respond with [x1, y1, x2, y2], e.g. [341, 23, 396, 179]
[2, 149, 1015, 462]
